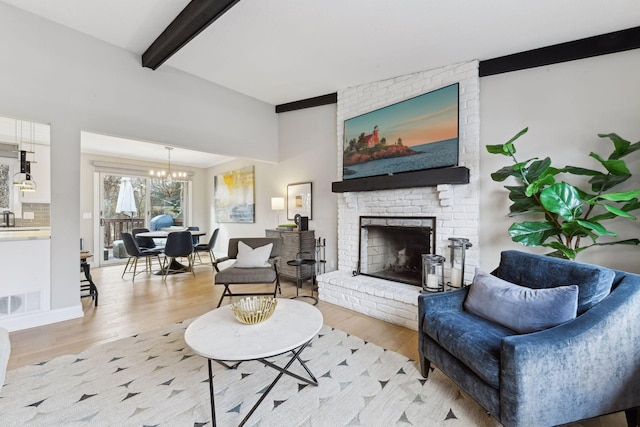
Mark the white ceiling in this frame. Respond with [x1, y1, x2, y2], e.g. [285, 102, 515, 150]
[2, 0, 639, 163]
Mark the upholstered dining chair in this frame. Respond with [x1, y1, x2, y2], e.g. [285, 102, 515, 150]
[121, 232, 163, 281]
[162, 231, 195, 282]
[187, 226, 201, 246]
[193, 228, 219, 269]
[132, 227, 162, 250]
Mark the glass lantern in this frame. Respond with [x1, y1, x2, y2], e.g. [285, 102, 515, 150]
[447, 237, 472, 290]
[422, 254, 446, 293]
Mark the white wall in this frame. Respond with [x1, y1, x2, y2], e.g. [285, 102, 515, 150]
[206, 103, 339, 271]
[0, 3, 278, 314]
[480, 49, 640, 272]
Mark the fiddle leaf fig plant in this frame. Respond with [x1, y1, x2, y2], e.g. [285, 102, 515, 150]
[487, 128, 640, 260]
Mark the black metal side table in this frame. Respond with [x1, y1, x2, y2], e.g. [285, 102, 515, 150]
[286, 256, 317, 305]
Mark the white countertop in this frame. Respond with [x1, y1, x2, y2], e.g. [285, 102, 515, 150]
[0, 227, 51, 241]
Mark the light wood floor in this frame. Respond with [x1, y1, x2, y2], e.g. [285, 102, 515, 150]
[7, 259, 418, 370]
[5, 260, 628, 426]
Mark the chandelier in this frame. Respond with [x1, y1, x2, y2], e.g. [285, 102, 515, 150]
[149, 146, 188, 184]
[12, 120, 37, 192]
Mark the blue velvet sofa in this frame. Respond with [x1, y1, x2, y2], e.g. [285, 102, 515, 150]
[418, 250, 640, 427]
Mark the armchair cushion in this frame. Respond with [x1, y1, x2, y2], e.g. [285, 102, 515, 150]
[493, 250, 615, 314]
[234, 241, 273, 268]
[424, 309, 515, 388]
[464, 269, 579, 334]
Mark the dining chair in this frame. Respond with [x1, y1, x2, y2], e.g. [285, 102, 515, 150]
[132, 227, 159, 250]
[121, 232, 163, 281]
[194, 228, 219, 270]
[162, 231, 195, 281]
[187, 226, 200, 246]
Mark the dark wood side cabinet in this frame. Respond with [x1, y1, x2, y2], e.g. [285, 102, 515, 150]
[265, 229, 315, 281]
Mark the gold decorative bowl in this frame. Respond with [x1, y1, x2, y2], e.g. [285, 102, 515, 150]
[230, 297, 278, 325]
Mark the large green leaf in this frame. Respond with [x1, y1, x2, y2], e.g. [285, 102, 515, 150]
[508, 221, 559, 246]
[563, 166, 603, 177]
[539, 183, 583, 220]
[597, 190, 640, 202]
[525, 174, 555, 197]
[542, 241, 577, 260]
[589, 173, 631, 192]
[508, 199, 544, 215]
[589, 152, 630, 175]
[603, 204, 637, 219]
[598, 133, 630, 158]
[486, 144, 506, 155]
[487, 128, 529, 156]
[592, 239, 640, 247]
[575, 219, 617, 236]
[506, 185, 541, 214]
[561, 221, 595, 239]
[521, 158, 551, 182]
[491, 166, 518, 182]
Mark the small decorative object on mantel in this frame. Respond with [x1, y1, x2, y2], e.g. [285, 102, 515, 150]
[422, 254, 446, 293]
[447, 237, 472, 289]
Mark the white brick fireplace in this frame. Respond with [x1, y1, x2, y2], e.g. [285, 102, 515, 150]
[318, 61, 480, 330]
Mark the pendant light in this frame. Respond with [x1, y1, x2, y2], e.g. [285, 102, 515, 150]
[12, 121, 37, 192]
[149, 146, 188, 184]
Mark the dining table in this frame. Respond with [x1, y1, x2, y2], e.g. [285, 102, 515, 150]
[135, 228, 207, 239]
[136, 228, 207, 275]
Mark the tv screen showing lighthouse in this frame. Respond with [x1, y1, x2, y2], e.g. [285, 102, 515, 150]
[342, 83, 459, 180]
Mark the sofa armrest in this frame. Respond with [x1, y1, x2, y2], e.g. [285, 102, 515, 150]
[418, 288, 468, 337]
[418, 287, 468, 317]
[500, 276, 640, 427]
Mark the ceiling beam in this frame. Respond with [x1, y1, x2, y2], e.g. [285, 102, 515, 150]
[479, 26, 640, 77]
[275, 93, 338, 114]
[142, 0, 241, 70]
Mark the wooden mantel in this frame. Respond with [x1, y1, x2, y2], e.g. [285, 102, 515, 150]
[331, 166, 470, 193]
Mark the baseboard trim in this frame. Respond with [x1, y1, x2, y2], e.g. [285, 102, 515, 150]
[0, 305, 84, 332]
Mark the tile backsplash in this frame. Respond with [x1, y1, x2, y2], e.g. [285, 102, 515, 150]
[16, 203, 50, 227]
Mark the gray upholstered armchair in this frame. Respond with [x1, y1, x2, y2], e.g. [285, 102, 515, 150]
[214, 237, 282, 307]
[418, 250, 640, 427]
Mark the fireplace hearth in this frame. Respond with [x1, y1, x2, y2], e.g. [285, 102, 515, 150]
[357, 216, 436, 287]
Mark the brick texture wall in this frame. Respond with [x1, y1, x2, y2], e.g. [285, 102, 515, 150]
[318, 61, 480, 329]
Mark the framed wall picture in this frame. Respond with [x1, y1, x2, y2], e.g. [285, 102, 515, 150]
[343, 83, 459, 180]
[287, 182, 312, 220]
[213, 166, 255, 223]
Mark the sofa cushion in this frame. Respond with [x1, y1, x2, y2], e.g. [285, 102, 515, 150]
[423, 310, 515, 389]
[464, 269, 579, 334]
[234, 241, 273, 268]
[493, 250, 615, 314]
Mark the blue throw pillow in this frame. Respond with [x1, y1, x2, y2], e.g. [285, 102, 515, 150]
[493, 250, 614, 314]
[464, 269, 579, 334]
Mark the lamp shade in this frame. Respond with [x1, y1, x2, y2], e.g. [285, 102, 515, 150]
[271, 197, 285, 211]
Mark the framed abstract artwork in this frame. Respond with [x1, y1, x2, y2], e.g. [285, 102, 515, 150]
[287, 182, 312, 220]
[214, 166, 255, 223]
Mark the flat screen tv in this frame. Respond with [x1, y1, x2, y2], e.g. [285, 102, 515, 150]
[342, 83, 459, 180]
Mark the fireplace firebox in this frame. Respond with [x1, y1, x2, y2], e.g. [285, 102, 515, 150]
[357, 216, 436, 286]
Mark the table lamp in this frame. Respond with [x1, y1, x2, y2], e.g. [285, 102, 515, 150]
[271, 197, 285, 227]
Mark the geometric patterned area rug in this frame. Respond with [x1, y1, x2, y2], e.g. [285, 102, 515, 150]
[0, 319, 501, 426]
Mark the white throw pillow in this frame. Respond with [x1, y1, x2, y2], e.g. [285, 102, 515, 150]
[234, 241, 273, 268]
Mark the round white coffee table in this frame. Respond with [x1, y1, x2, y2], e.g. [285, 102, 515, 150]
[185, 298, 323, 426]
